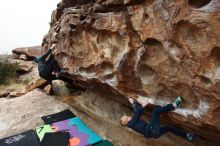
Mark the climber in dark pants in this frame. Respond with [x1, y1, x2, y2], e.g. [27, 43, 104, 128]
[34, 43, 62, 84]
[120, 96, 194, 141]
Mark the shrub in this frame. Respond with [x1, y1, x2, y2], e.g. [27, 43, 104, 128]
[0, 56, 18, 85]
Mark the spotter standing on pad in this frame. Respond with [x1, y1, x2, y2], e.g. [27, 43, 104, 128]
[120, 96, 194, 141]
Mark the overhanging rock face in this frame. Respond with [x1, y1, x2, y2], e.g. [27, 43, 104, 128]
[42, 0, 220, 143]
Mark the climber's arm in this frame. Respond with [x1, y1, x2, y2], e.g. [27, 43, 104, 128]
[36, 44, 57, 62]
[127, 97, 144, 126]
[36, 49, 52, 62]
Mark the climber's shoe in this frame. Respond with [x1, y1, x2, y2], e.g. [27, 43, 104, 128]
[173, 96, 182, 108]
[187, 133, 194, 141]
[56, 69, 64, 78]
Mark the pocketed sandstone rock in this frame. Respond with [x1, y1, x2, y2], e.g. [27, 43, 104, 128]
[44, 84, 53, 95]
[52, 80, 70, 96]
[12, 46, 42, 60]
[41, 0, 220, 144]
[8, 91, 25, 98]
[0, 91, 10, 98]
[26, 76, 48, 92]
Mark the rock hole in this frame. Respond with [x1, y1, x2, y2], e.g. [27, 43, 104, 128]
[144, 38, 161, 46]
[103, 74, 115, 80]
[101, 62, 114, 75]
[138, 63, 156, 85]
[211, 47, 220, 66]
[144, 12, 149, 19]
[199, 75, 212, 85]
[69, 24, 76, 29]
[141, 38, 168, 67]
[173, 20, 208, 56]
[103, 74, 118, 87]
[79, 15, 87, 21]
[188, 0, 212, 8]
[79, 65, 96, 77]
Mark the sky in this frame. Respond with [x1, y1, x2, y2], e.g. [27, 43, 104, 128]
[0, 0, 59, 54]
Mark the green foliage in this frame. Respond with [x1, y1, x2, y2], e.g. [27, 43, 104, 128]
[0, 56, 18, 85]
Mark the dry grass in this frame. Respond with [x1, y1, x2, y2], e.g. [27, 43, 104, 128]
[0, 80, 26, 93]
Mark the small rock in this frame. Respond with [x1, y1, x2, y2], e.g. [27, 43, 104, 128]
[19, 54, 27, 60]
[17, 61, 33, 73]
[26, 77, 48, 92]
[8, 91, 25, 98]
[44, 84, 53, 95]
[52, 80, 70, 96]
[0, 91, 10, 98]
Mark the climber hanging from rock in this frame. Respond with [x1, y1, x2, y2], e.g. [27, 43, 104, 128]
[34, 42, 64, 84]
[120, 96, 194, 141]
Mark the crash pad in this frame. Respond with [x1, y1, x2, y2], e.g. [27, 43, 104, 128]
[0, 130, 39, 146]
[52, 117, 102, 146]
[93, 140, 114, 146]
[41, 109, 76, 124]
[35, 125, 53, 141]
[40, 132, 70, 146]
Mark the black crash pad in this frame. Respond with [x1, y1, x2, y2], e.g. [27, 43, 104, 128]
[41, 109, 76, 124]
[40, 132, 70, 146]
[0, 130, 39, 146]
[93, 140, 114, 146]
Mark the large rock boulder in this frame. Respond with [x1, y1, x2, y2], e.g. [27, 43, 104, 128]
[10, 59, 34, 73]
[26, 76, 48, 92]
[12, 46, 42, 60]
[8, 91, 25, 98]
[52, 80, 70, 96]
[43, 84, 53, 95]
[42, 0, 220, 144]
[18, 65, 39, 82]
[0, 91, 10, 98]
[0, 89, 77, 139]
[0, 54, 34, 74]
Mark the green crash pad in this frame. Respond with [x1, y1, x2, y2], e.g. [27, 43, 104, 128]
[35, 125, 53, 141]
[93, 140, 114, 146]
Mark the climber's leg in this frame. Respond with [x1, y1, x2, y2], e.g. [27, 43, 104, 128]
[159, 124, 187, 138]
[39, 72, 56, 84]
[148, 104, 175, 138]
[49, 75, 58, 84]
[49, 58, 62, 73]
